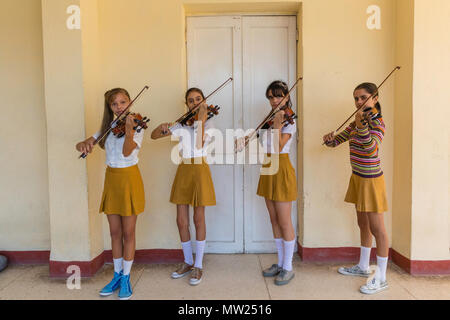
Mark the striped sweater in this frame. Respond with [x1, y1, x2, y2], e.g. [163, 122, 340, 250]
[326, 118, 385, 178]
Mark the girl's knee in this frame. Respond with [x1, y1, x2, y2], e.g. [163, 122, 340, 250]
[368, 221, 385, 238]
[269, 216, 279, 228]
[176, 216, 189, 229]
[123, 229, 135, 242]
[278, 220, 293, 233]
[110, 228, 122, 240]
[370, 227, 386, 240]
[193, 217, 205, 230]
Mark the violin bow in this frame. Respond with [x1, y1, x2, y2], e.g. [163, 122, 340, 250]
[323, 66, 401, 145]
[244, 76, 303, 146]
[79, 85, 150, 159]
[169, 77, 233, 130]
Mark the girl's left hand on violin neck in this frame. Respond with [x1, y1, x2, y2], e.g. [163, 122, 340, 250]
[272, 110, 285, 130]
[125, 114, 137, 135]
[196, 102, 208, 123]
[355, 107, 374, 128]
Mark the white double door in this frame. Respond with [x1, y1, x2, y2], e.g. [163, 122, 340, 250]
[186, 16, 297, 253]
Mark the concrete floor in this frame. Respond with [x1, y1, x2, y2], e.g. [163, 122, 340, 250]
[0, 254, 449, 300]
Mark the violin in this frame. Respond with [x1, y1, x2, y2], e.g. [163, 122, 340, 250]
[168, 77, 233, 132]
[181, 105, 220, 127]
[112, 112, 150, 138]
[261, 105, 297, 130]
[359, 106, 382, 126]
[79, 85, 150, 159]
[235, 77, 303, 152]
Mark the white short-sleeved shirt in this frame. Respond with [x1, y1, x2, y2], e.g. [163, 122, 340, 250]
[260, 121, 296, 154]
[93, 129, 144, 168]
[170, 120, 215, 159]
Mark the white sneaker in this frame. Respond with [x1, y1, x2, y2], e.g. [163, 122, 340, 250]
[338, 265, 371, 277]
[360, 277, 389, 294]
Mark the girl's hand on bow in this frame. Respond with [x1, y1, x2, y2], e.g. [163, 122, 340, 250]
[160, 122, 171, 135]
[235, 136, 249, 153]
[323, 131, 335, 144]
[76, 137, 95, 154]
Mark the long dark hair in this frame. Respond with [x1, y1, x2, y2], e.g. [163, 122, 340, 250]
[99, 88, 131, 149]
[265, 80, 292, 109]
[354, 82, 382, 116]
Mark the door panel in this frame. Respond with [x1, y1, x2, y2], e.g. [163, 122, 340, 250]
[242, 16, 297, 253]
[186, 16, 243, 253]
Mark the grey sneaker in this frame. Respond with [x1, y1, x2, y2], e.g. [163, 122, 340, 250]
[274, 269, 295, 286]
[262, 264, 282, 277]
[360, 277, 388, 294]
[338, 265, 371, 277]
[171, 263, 193, 279]
[189, 267, 203, 286]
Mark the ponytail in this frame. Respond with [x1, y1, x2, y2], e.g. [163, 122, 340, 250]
[375, 101, 382, 117]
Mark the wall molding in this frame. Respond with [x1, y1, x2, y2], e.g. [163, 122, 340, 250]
[0, 249, 183, 278]
[391, 249, 450, 275]
[3, 247, 449, 276]
[297, 242, 391, 263]
[297, 242, 450, 275]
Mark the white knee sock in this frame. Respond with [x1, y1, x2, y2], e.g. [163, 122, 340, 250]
[358, 246, 371, 271]
[113, 257, 123, 274]
[275, 238, 284, 267]
[282, 239, 296, 272]
[181, 240, 194, 265]
[123, 260, 133, 276]
[375, 255, 388, 282]
[194, 240, 206, 269]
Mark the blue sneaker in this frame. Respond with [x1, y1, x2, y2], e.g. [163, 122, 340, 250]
[99, 270, 123, 296]
[118, 274, 133, 300]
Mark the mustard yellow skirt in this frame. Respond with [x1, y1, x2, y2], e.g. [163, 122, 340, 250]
[257, 154, 297, 202]
[99, 165, 145, 216]
[344, 173, 388, 213]
[170, 157, 216, 207]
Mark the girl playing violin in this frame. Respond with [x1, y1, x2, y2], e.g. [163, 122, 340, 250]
[323, 82, 389, 295]
[75, 88, 145, 300]
[258, 81, 298, 286]
[151, 88, 216, 286]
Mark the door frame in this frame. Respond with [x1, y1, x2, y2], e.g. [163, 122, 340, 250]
[186, 15, 299, 254]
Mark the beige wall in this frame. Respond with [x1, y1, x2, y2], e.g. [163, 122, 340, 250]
[301, 0, 394, 247]
[296, 4, 305, 246]
[94, 0, 395, 251]
[1, 0, 448, 263]
[41, 0, 103, 261]
[410, 0, 450, 260]
[95, 0, 302, 251]
[80, 0, 105, 260]
[0, 0, 50, 250]
[96, 0, 187, 250]
[393, 0, 450, 261]
[393, 0, 414, 259]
